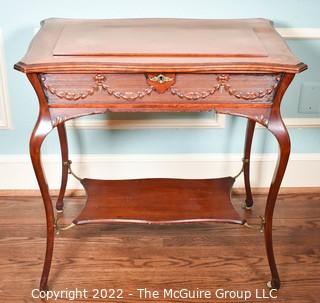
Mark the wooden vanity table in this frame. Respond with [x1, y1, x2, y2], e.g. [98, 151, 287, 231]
[14, 18, 306, 292]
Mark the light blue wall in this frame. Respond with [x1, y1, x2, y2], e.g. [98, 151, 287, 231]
[0, 0, 319, 155]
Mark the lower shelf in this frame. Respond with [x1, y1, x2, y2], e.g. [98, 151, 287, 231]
[73, 177, 244, 225]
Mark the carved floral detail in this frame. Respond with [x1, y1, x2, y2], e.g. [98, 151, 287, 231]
[223, 75, 281, 101]
[51, 115, 67, 127]
[41, 74, 281, 102]
[217, 74, 230, 85]
[254, 114, 269, 126]
[170, 74, 281, 102]
[101, 84, 153, 100]
[41, 76, 95, 101]
[171, 86, 220, 100]
[95, 74, 106, 87]
[42, 74, 153, 101]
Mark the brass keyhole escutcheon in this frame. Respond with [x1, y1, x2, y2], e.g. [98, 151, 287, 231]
[158, 74, 165, 83]
[146, 73, 176, 93]
[149, 74, 174, 84]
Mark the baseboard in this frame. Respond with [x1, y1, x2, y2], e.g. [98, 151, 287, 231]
[0, 189, 86, 197]
[68, 115, 320, 129]
[67, 113, 226, 129]
[0, 153, 319, 190]
[1, 187, 320, 197]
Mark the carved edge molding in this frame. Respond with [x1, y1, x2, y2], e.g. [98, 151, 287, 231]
[254, 114, 269, 126]
[41, 74, 154, 101]
[41, 73, 281, 102]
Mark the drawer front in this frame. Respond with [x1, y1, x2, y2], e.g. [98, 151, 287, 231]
[41, 73, 281, 105]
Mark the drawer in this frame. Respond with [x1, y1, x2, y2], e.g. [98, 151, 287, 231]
[40, 73, 281, 105]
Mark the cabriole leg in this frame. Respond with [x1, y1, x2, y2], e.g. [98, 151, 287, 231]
[264, 113, 291, 290]
[243, 119, 256, 209]
[29, 115, 54, 292]
[56, 123, 69, 212]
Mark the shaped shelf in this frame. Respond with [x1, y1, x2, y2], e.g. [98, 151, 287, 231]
[73, 177, 244, 225]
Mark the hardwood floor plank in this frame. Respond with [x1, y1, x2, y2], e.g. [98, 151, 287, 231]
[0, 193, 319, 302]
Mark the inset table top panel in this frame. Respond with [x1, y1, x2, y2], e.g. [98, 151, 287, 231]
[53, 20, 267, 57]
[15, 18, 307, 73]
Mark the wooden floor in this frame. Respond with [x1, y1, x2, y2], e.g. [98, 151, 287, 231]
[0, 193, 319, 302]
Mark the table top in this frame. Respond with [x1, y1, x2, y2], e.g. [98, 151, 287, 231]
[15, 18, 306, 73]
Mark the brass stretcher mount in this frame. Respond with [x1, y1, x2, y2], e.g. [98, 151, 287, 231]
[233, 158, 265, 232]
[54, 160, 80, 234]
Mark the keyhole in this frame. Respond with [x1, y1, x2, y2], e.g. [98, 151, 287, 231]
[158, 75, 165, 83]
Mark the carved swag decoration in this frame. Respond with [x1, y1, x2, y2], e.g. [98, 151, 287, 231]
[41, 74, 281, 102]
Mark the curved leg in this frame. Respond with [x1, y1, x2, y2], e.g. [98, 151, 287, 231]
[56, 123, 69, 211]
[243, 119, 256, 209]
[30, 115, 54, 291]
[264, 114, 291, 290]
